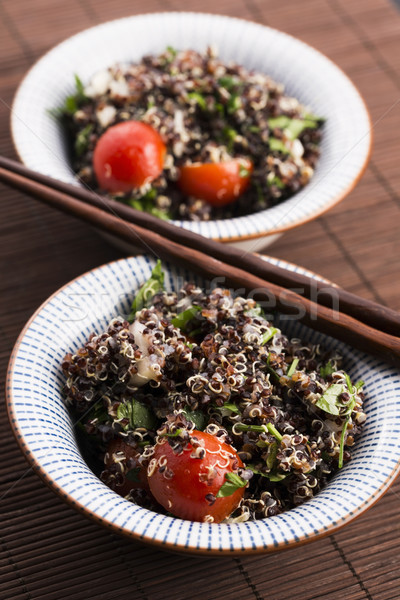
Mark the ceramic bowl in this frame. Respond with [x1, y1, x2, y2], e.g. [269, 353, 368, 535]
[6, 255, 400, 555]
[11, 12, 372, 251]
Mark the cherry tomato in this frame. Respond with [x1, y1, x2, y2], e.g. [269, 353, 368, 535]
[147, 430, 245, 523]
[93, 120, 166, 193]
[177, 158, 253, 207]
[103, 438, 149, 496]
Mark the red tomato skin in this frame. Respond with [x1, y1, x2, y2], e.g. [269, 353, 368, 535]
[177, 159, 253, 207]
[147, 430, 244, 523]
[104, 438, 149, 496]
[93, 121, 166, 193]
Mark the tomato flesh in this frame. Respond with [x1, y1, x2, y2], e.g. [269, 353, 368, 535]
[147, 430, 244, 523]
[104, 438, 150, 496]
[93, 120, 166, 193]
[177, 158, 253, 207]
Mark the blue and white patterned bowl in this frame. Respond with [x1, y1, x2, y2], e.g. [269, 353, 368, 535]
[11, 12, 372, 252]
[6, 256, 400, 555]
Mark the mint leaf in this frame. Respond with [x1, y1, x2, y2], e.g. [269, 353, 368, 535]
[129, 260, 165, 320]
[315, 383, 344, 416]
[216, 472, 247, 498]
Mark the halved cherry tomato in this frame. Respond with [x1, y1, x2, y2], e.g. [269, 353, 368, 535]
[103, 438, 150, 496]
[147, 430, 245, 523]
[177, 158, 253, 207]
[93, 120, 166, 193]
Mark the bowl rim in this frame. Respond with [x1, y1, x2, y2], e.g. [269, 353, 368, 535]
[10, 11, 373, 244]
[6, 254, 400, 555]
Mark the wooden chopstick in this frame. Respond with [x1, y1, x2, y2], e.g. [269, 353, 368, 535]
[1, 162, 400, 367]
[0, 155, 398, 337]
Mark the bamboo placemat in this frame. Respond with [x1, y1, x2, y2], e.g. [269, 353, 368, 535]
[1, 0, 400, 598]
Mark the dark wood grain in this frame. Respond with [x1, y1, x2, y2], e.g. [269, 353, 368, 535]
[2, 164, 400, 367]
[1, 0, 400, 599]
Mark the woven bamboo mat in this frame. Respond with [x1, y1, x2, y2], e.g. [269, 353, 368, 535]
[1, 0, 400, 598]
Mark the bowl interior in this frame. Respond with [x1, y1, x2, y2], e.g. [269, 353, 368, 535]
[7, 255, 400, 554]
[11, 12, 371, 241]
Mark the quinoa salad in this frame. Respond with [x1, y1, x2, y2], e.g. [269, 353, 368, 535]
[58, 46, 324, 222]
[62, 262, 366, 524]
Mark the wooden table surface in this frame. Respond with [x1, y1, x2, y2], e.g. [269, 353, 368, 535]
[1, 1, 400, 599]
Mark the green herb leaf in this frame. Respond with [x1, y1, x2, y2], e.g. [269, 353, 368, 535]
[238, 163, 250, 178]
[266, 423, 283, 442]
[315, 383, 344, 416]
[216, 472, 247, 497]
[222, 126, 238, 152]
[128, 189, 171, 221]
[354, 379, 364, 391]
[338, 415, 350, 468]
[286, 358, 299, 378]
[221, 402, 240, 414]
[117, 398, 157, 430]
[129, 260, 165, 320]
[268, 115, 320, 140]
[75, 123, 93, 157]
[266, 441, 278, 470]
[171, 305, 201, 330]
[244, 304, 265, 319]
[267, 175, 285, 189]
[227, 94, 241, 114]
[218, 76, 241, 92]
[187, 92, 207, 110]
[260, 327, 278, 345]
[248, 125, 261, 133]
[269, 137, 290, 154]
[247, 464, 287, 482]
[125, 467, 141, 482]
[319, 361, 336, 378]
[181, 408, 206, 431]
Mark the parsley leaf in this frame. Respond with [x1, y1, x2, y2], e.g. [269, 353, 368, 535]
[238, 163, 251, 178]
[129, 260, 164, 320]
[267, 175, 285, 189]
[127, 189, 171, 221]
[181, 408, 206, 431]
[248, 464, 287, 482]
[338, 415, 350, 469]
[75, 123, 93, 157]
[315, 383, 344, 416]
[216, 472, 247, 497]
[268, 115, 320, 140]
[320, 361, 336, 378]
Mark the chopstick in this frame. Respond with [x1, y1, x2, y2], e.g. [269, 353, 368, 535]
[1, 159, 400, 367]
[0, 156, 398, 337]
